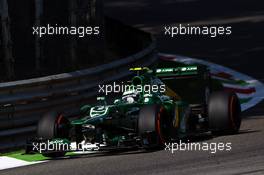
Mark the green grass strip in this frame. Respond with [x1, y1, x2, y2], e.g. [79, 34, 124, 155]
[1, 150, 77, 162]
[239, 97, 252, 104]
[5, 151, 49, 162]
[217, 79, 250, 86]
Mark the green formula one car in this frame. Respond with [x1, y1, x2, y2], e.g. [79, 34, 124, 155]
[26, 66, 241, 157]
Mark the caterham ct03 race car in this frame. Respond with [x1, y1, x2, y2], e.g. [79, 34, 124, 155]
[26, 66, 241, 157]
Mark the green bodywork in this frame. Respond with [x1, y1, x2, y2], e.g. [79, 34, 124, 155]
[68, 66, 202, 144]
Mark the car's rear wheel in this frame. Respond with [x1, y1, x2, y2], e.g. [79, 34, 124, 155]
[208, 91, 241, 135]
[138, 105, 171, 149]
[37, 111, 70, 158]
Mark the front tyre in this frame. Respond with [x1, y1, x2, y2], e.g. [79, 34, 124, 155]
[138, 105, 171, 149]
[208, 91, 241, 135]
[37, 111, 70, 158]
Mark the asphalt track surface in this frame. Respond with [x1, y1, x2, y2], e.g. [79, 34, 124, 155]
[1, 0, 264, 174]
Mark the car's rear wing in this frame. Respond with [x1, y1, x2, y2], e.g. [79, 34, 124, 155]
[155, 66, 198, 79]
[155, 65, 211, 105]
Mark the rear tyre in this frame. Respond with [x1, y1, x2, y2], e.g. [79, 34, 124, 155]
[37, 111, 70, 158]
[208, 91, 241, 135]
[138, 105, 170, 149]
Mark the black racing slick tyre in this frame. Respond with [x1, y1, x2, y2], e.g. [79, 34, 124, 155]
[138, 105, 170, 149]
[208, 91, 241, 135]
[37, 111, 70, 158]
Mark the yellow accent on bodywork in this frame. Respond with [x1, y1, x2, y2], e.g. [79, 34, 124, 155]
[129, 67, 150, 71]
[165, 86, 181, 100]
[174, 106, 179, 128]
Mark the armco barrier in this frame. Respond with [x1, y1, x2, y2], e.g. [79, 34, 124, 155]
[0, 34, 157, 152]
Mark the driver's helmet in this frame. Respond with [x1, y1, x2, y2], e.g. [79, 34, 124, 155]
[122, 88, 140, 104]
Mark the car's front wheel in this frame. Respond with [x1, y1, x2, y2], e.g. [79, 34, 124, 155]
[37, 111, 70, 158]
[138, 105, 171, 149]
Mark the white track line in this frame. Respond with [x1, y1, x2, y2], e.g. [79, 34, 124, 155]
[0, 156, 41, 170]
